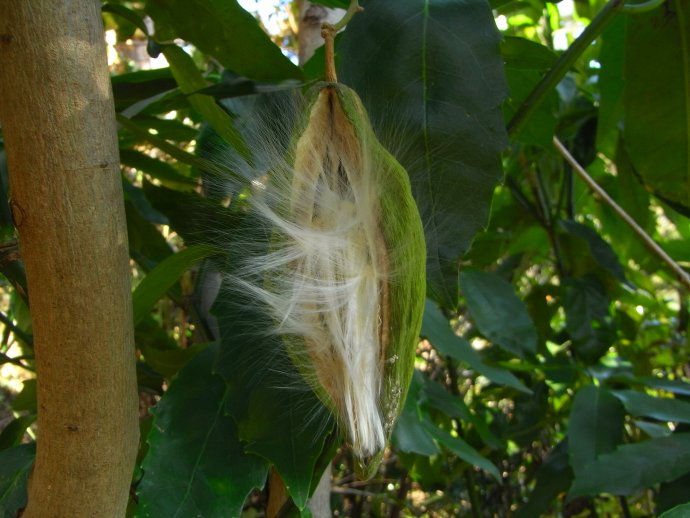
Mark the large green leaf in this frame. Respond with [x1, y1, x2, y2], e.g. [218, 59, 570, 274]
[0, 416, 35, 451]
[596, 17, 625, 159]
[422, 301, 531, 394]
[568, 385, 624, 477]
[624, 0, 690, 208]
[514, 441, 573, 518]
[562, 276, 615, 364]
[160, 44, 251, 159]
[145, 0, 301, 81]
[459, 271, 538, 357]
[612, 390, 690, 424]
[570, 433, 690, 496]
[660, 503, 690, 518]
[393, 372, 440, 457]
[132, 245, 217, 326]
[212, 279, 336, 509]
[502, 36, 558, 148]
[339, 0, 508, 305]
[137, 344, 268, 517]
[422, 421, 500, 481]
[0, 443, 34, 517]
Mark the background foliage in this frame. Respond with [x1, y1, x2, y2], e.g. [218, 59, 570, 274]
[0, 0, 689, 516]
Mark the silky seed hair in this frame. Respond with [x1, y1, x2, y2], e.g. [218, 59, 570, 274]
[215, 83, 426, 464]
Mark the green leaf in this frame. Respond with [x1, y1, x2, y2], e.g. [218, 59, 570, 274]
[112, 68, 177, 113]
[393, 371, 441, 457]
[422, 421, 501, 481]
[562, 276, 615, 364]
[161, 44, 251, 159]
[596, 17, 625, 159]
[117, 115, 235, 179]
[459, 271, 538, 357]
[102, 3, 148, 35]
[501, 36, 558, 148]
[568, 385, 624, 477]
[559, 220, 626, 283]
[138, 344, 268, 517]
[145, 0, 301, 82]
[514, 441, 573, 518]
[613, 390, 690, 424]
[141, 342, 210, 378]
[0, 443, 34, 517]
[660, 503, 690, 518]
[624, 1, 690, 209]
[212, 282, 336, 508]
[0, 415, 35, 451]
[570, 433, 690, 496]
[132, 245, 217, 326]
[339, 0, 508, 305]
[501, 36, 558, 70]
[11, 380, 36, 413]
[309, 0, 349, 7]
[422, 301, 531, 394]
[120, 148, 197, 191]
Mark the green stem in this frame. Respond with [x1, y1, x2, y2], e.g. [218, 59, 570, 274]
[322, 0, 362, 82]
[507, 0, 626, 138]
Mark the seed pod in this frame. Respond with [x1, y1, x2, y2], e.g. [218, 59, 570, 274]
[248, 83, 426, 476]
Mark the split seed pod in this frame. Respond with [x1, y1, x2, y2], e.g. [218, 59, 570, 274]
[245, 83, 426, 476]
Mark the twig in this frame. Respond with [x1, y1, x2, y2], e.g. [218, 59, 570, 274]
[553, 136, 690, 291]
[507, 0, 625, 138]
[321, 0, 363, 82]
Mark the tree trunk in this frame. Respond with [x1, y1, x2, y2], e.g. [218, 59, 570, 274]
[0, 1, 139, 516]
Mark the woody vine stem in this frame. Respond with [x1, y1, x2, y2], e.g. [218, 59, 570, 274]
[322, 0, 363, 82]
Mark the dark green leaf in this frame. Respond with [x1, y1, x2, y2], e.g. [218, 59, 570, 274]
[132, 245, 217, 326]
[660, 503, 690, 518]
[112, 68, 177, 113]
[120, 149, 196, 191]
[562, 276, 615, 364]
[102, 3, 148, 35]
[613, 390, 690, 424]
[138, 344, 268, 517]
[501, 36, 558, 70]
[514, 441, 573, 518]
[568, 385, 624, 477]
[310, 0, 349, 7]
[0, 415, 35, 451]
[0, 443, 34, 517]
[422, 421, 500, 481]
[596, 17, 625, 159]
[145, 0, 301, 81]
[212, 282, 336, 508]
[339, 0, 508, 305]
[460, 271, 538, 357]
[624, 2, 690, 209]
[422, 301, 531, 393]
[393, 371, 441, 457]
[559, 220, 626, 283]
[161, 44, 251, 159]
[11, 380, 36, 413]
[141, 342, 210, 378]
[570, 433, 690, 496]
[503, 70, 558, 147]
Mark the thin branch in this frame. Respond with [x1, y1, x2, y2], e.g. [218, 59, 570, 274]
[507, 0, 625, 138]
[321, 0, 363, 82]
[553, 136, 690, 291]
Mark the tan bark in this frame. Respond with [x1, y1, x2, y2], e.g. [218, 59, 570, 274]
[0, 1, 139, 516]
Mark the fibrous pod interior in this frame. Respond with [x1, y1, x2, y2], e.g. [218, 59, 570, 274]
[249, 83, 426, 474]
